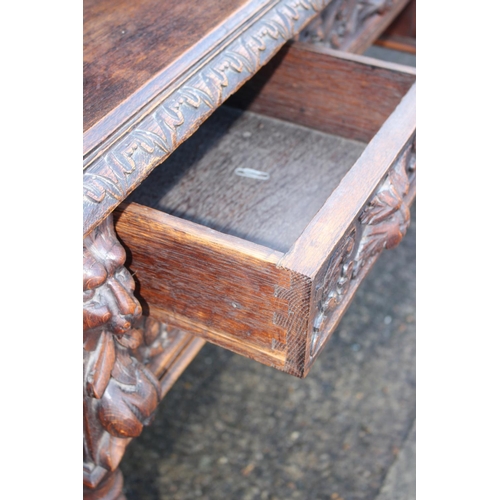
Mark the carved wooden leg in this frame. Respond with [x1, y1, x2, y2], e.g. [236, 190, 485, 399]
[83, 215, 162, 499]
[83, 469, 125, 500]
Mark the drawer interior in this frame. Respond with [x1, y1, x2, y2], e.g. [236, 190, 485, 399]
[115, 43, 416, 377]
[126, 42, 415, 253]
[127, 105, 365, 253]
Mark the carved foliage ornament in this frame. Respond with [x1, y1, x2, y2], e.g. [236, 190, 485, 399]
[299, 0, 392, 49]
[310, 140, 415, 357]
[83, 215, 161, 480]
[311, 226, 357, 358]
[352, 140, 415, 277]
[130, 315, 179, 377]
[83, 0, 330, 236]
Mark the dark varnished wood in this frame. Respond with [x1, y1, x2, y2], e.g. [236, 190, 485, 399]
[83, 469, 125, 500]
[298, 0, 411, 53]
[127, 105, 366, 252]
[83, 216, 204, 497]
[131, 316, 206, 399]
[83, 215, 161, 492]
[83, 0, 331, 236]
[375, 0, 416, 54]
[83, 3, 416, 495]
[380, 0, 415, 39]
[375, 34, 416, 54]
[114, 47, 416, 378]
[84, 0, 255, 146]
[228, 41, 415, 142]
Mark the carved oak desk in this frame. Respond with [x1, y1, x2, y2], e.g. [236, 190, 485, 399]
[83, 1, 415, 498]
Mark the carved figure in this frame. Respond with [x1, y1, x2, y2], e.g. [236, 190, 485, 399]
[83, 215, 160, 493]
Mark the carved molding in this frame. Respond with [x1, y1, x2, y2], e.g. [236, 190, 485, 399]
[352, 139, 415, 277]
[310, 139, 415, 357]
[311, 226, 357, 357]
[83, 215, 161, 489]
[299, 0, 392, 49]
[83, 0, 330, 237]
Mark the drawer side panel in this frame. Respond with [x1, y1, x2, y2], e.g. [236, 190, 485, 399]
[114, 203, 294, 369]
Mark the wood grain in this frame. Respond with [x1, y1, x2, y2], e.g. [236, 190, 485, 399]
[83, 1, 331, 236]
[112, 51, 416, 379]
[114, 203, 293, 370]
[158, 336, 206, 399]
[375, 0, 416, 54]
[375, 34, 416, 54]
[84, 0, 256, 145]
[84, 3, 417, 496]
[114, 94, 415, 377]
[227, 42, 415, 142]
[279, 83, 416, 275]
[381, 0, 415, 39]
[127, 104, 366, 252]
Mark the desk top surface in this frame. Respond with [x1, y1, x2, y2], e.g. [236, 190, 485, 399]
[84, 0, 259, 153]
[83, 0, 329, 235]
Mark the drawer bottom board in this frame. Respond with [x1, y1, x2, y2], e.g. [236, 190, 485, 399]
[128, 105, 366, 253]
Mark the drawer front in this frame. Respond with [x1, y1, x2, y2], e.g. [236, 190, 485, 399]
[115, 45, 416, 378]
[304, 136, 416, 374]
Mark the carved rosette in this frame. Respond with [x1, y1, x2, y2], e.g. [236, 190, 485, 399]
[299, 0, 392, 49]
[83, 215, 161, 489]
[310, 139, 415, 358]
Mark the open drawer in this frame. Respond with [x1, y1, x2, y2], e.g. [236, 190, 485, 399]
[114, 42, 416, 378]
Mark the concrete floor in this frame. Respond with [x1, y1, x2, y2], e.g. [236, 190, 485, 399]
[120, 47, 416, 500]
